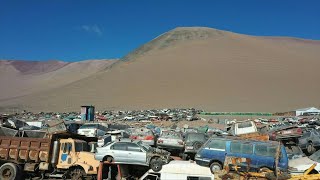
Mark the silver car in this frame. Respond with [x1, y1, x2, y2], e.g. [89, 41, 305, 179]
[95, 140, 171, 172]
[157, 130, 184, 152]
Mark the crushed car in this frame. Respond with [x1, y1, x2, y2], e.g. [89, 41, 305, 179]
[268, 123, 302, 141]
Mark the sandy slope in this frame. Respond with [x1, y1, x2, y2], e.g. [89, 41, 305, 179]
[0, 59, 118, 101]
[1, 27, 320, 112]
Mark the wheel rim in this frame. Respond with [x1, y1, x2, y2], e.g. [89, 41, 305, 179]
[211, 165, 221, 172]
[2, 168, 13, 178]
[308, 144, 313, 153]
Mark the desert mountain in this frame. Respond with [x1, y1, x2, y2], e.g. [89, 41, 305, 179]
[0, 59, 118, 102]
[1, 27, 320, 112]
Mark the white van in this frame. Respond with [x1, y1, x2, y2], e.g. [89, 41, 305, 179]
[139, 161, 214, 180]
[77, 123, 108, 137]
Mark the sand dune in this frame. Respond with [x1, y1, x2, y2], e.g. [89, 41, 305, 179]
[1, 27, 320, 112]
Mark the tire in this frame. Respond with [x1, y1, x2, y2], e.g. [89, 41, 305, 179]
[150, 157, 163, 172]
[103, 156, 114, 163]
[69, 167, 85, 180]
[181, 153, 188, 160]
[0, 163, 21, 180]
[209, 162, 222, 174]
[107, 156, 113, 162]
[307, 142, 316, 155]
[193, 141, 203, 151]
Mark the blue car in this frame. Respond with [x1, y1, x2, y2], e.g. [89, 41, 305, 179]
[195, 137, 288, 173]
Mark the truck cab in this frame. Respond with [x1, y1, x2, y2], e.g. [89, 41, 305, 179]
[56, 138, 100, 175]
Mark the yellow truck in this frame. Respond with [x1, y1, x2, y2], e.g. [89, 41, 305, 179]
[0, 132, 100, 180]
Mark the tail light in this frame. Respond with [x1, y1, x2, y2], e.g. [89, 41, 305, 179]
[178, 141, 184, 145]
[145, 135, 154, 140]
[157, 139, 163, 143]
[130, 135, 137, 139]
[297, 128, 302, 134]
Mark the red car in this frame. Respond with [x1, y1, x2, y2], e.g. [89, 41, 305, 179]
[269, 124, 302, 141]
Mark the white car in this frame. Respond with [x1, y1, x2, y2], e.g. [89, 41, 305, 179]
[289, 150, 320, 174]
[139, 160, 214, 180]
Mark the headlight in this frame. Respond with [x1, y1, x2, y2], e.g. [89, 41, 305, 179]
[195, 154, 201, 158]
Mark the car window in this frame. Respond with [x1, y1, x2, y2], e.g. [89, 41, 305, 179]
[112, 142, 127, 151]
[127, 143, 141, 152]
[207, 139, 226, 150]
[303, 132, 311, 137]
[230, 142, 253, 154]
[309, 150, 320, 162]
[255, 144, 277, 157]
[161, 131, 181, 139]
[187, 133, 206, 142]
[238, 122, 253, 128]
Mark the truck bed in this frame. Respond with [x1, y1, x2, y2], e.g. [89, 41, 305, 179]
[0, 136, 52, 164]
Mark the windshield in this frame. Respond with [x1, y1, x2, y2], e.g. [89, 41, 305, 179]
[309, 150, 320, 162]
[79, 124, 98, 129]
[138, 141, 151, 151]
[75, 142, 88, 152]
[187, 133, 206, 142]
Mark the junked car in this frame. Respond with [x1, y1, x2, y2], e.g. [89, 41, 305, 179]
[95, 139, 171, 172]
[77, 123, 108, 137]
[289, 149, 320, 174]
[139, 160, 214, 180]
[268, 124, 302, 141]
[195, 137, 288, 173]
[128, 128, 156, 146]
[157, 130, 184, 153]
[298, 129, 320, 155]
[183, 132, 208, 160]
[284, 142, 305, 160]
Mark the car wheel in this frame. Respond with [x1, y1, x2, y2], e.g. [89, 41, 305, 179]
[193, 141, 203, 151]
[69, 167, 85, 180]
[209, 162, 222, 174]
[307, 142, 316, 155]
[103, 156, 114, 163]
[0, 163, 21, 180]
[150, 157, 163, 172]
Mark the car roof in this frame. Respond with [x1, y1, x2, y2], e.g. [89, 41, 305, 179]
[148, 161, 213, 176]
[209, 136, 280, 145]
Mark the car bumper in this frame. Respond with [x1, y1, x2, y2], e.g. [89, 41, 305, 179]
[195, 157, 210, 167]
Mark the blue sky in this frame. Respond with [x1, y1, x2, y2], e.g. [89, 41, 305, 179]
[0, 0, 319, 62]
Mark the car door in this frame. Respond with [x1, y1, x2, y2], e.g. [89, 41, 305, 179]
[127, 143, 147, 165]
[203, 139, 226, 163]
[111, 142, 128, 163]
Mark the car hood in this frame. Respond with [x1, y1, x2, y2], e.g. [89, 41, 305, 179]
[289, 157, 317, 171]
